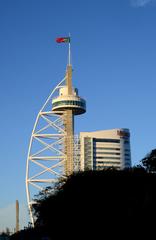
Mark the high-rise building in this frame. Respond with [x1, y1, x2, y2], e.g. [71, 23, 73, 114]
[80, 128, 131, 171]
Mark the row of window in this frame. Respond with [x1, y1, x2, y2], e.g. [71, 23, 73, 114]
[95, 152, 120, 155]
[85, 138, 129, 145]
[125, 158, 131, 162]
[95, 147, 120, 151]
[95, 157, 120, 160]
[53, 100, 86, 108]
[125, 149, 130, 152]
[96, 161, 120, 164]
[85, 156, 131, 163]
[94, 138, 120, 143]
[125, 153, 130, 157]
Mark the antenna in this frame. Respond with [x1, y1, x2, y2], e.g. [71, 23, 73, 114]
[68, 33, 71, 65]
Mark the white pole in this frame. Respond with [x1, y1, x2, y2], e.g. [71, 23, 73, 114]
[68, 33, 71, 65]
[68, 42, 71, 65]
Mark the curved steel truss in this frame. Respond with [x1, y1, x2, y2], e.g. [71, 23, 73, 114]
[26, 77, 68, 225]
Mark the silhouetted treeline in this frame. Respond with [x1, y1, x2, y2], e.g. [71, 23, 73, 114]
[10, 167, 156, 239]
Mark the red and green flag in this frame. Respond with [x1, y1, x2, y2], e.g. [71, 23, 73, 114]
[56, 37, 70, 43]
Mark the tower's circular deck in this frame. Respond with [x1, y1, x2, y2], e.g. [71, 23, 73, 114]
[52, 96, 86, 115]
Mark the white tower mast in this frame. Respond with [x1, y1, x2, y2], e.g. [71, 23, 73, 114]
[26, 38, 86, 225]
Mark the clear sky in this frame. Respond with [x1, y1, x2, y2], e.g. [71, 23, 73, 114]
[0, 0, 156, 231]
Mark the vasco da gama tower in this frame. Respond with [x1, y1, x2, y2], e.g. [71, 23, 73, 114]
[26, 37, 131, 225]
[26, 37, 86, 224]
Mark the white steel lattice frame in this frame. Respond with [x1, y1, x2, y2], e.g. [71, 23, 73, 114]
[73, 135, 81, 172]
[26, 77, 67, 225]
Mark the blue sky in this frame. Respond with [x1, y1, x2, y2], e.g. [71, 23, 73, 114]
[0, 0, 156, 231]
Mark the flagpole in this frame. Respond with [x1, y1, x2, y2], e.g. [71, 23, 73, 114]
[68, 33, 71, 65]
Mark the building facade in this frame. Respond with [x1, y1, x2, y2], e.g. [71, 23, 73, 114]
[80, 128, 131, 171]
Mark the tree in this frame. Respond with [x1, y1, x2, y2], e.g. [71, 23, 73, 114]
[30, 169, 156, 238]
[141, 149, 156, 173]
[10, 169, 156, 239]
[0, 231, 10, 239]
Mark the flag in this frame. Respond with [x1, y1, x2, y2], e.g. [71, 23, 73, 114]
[56, 37, 70, 43]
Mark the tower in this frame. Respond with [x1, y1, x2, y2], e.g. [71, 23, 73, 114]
[52, 57, 86, 175]
[16, 200, 19, 232]
[26, 38, 86, 225]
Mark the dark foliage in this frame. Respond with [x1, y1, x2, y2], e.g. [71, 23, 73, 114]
[11, 168, 156, 239]
[0, 232, 10, 240]
[34, 168, 156, 238]
[141, 149, 156, 173]
[10, 226, 50, 240]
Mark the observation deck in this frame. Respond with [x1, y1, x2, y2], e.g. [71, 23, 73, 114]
[52, 86, 86, 115]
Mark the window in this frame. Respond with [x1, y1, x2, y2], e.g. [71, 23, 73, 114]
[95, 147, 120, 151]
[96, 161, 120, 164]
[125, 149, 130, 152]
[125, 158, 131, 162]
[94, 138, 120, 143]
[96, 157, 120, 160]
[53, 100, 85, 108]
[95, 152, 120, 155]
[125, 153, 130, 157]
